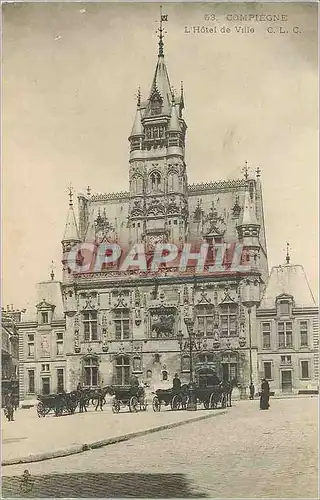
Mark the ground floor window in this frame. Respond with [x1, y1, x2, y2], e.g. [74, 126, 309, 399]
[41, 377, 50, 395]
[28, 369, 35, 393]
[57, 369, 64, 393]
[115, 356, 130, 385]
[263, 362, 272, 380]
[84, 358, 99, 386]
[300, 360, 310, 379]
[221, 363, 237, 381]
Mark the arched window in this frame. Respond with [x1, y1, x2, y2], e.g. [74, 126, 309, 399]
[113, 309, 130, 340]
[220, 304, 237, 337]
[132, 176, 143, 195]
[115, 355, 130, 385]
[84, 357, 99, 387]
[168, 171, 178, 192]
[196, 304, 214, 336]
[146, 369, 152, 379]
[162, 370, 168, 381]
[150, 172, 161, 191]
[82, 311, 98, 342]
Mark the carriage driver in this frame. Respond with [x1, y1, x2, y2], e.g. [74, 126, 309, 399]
[172, 373, 181, 393]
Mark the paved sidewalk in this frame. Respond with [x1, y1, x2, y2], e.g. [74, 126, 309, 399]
[2, 402, 226, 466]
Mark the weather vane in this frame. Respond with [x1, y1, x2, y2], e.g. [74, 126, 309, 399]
[50, 261, 55, 281]
[67, 183, 74, 207]
[286, 242, 291, 264]
[156, 5, 168, 57]
[242, 160, 249, 180]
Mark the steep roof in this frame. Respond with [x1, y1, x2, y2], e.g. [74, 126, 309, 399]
[130, 106, 143, 137]
[240, 188, 259, 226]
[144, 56, 173, 117]
[168, 103, 181, 132]
[260, 264, 316, 309]
[63, 205, 80, 242]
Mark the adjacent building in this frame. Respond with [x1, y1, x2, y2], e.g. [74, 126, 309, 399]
[1, 307, 20, 406]
[257, 259, 318, 395]
[17, 281, 66, 405]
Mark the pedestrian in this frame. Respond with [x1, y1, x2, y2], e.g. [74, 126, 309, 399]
[249, 382, 255, 400]
[5, 392, 14, 421]
[95, 388, 104, 411]
[79, 389, 88, 413]
[260, 378, 270, 410]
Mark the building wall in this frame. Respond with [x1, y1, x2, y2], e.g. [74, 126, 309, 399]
[18, 322, 66, 403]
[257, 309, 319, 395]
[61, 279, 261, 394]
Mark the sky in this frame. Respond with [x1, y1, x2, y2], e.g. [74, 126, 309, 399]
[2, 1, 318, 310]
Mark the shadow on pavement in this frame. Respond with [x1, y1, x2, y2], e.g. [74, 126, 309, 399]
[2, 472, 209, 498]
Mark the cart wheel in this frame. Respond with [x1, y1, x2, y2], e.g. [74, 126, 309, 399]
[203, 400, 209, 410]
[129, 396, 139, 413]
[171, 394, 181, 411]
[112, 400, 120, 413]
[37, 402, 46, 418]
[152, 396, 161, 412]
[209, 393, 216, 409]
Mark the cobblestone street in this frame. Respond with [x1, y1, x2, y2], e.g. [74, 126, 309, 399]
[2, 397, 318, 498]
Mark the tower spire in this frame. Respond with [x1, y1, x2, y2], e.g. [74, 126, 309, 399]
[62, 185, 80, 243]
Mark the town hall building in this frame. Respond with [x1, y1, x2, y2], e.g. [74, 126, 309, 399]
[16, 20, 318, 404]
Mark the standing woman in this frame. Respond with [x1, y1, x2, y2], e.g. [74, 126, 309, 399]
[260, 378, 270, 410]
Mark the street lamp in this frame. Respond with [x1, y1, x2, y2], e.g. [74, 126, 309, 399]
[241, 277, 261, 391]
[177, 315, 203, 411]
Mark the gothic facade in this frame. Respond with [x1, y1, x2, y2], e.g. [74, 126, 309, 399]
[17, 28, 318, 404]
[58, 34, 268, 396]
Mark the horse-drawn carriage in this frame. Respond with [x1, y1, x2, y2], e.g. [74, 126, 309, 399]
[152, 384, 189, 411]
[194, 384, 226, 409]
[152, 378, 236, 412]
[111, 385, 147, 413]
[37, 391, 79, 417]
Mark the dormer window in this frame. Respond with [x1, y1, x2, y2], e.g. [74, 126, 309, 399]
[151, 97, 162, 115]
[279, 301, 289, 316]
[276, 295, 293, 317]
[41, 312, 49, 324]
[36, 299, 54, 326]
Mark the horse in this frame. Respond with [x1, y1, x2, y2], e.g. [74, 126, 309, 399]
[93, 386, 114, 411]
[221, 378, 239, 407]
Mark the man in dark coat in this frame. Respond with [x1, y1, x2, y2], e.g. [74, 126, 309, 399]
[172, 373, 181, 392]
[260, 378, 270, 410]
[79, 389, 88, 413]
[5, 392, 14, 421]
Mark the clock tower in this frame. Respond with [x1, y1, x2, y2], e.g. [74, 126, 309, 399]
[128, 16, 188, 252]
